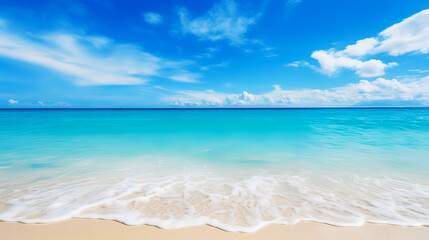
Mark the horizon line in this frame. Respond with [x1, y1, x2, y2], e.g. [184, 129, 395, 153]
[1, 106, 429, 110]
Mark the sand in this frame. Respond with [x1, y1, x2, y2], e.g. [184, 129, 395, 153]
[1, 219, 428, 240]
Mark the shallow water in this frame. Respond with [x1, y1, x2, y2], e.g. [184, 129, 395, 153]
[0, 109, 428, 232]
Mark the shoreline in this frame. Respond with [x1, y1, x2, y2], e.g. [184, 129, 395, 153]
[1, 219, 429, 240]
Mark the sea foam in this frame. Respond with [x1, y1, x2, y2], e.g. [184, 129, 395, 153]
[1, 172, 428, 232]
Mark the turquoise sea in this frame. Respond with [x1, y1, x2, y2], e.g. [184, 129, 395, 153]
[0, 109, 429, 231]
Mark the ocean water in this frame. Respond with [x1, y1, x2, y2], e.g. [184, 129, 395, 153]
[0, 108, 429, 231]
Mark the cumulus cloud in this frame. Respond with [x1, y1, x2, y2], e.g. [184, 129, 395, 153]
[8, 99, 18, 104]
[340, 38, 379, 57]
[178, 0, 262, 44]
[309, 9, 429, 77]
[311, 50, 397, 77]
[165, 76, 429, 106]
[143, 12, 163, 25]
[0, 21, 197, 85]
[338, 10, 429, 57]
[375, 9, 429, 55]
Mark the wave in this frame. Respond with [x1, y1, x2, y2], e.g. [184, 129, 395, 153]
[1, 172, 429, 232]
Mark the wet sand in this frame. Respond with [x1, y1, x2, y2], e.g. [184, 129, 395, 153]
[1, 218, 428, 240]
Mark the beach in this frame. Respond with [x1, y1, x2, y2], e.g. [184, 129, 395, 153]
[2, 0, 429, 238]
[1, 219, 429, 240]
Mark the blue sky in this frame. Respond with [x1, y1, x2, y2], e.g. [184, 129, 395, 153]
[1, 0, 429, 107]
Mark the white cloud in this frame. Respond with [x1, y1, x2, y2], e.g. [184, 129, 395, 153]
[338, 10, 429, 57]
[165, 76, 429, 106]
[340, 9, 429, 57]
[143, 12, 163, 25]
[8, 99, 18, 104]
[375, 9, 429, 55]
[178, 0, 262, 44]
[309, 9, 429, 77]
[36, 101, 68, 107]
[339, 38, 379, 56]
[0, 24, 197, 85]
[311, 50, 397, 77]
[409, 69, 429, 73]
[285, 60, 314, 68]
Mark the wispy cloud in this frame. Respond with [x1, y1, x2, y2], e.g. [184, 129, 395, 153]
[178, 0, 263, 45]
[37, 100, 69, 107]
[200, 61, 229, 71]
[0, 18, 6, 27]
[409, 69, 429, 73]
[143, 12, 163, 25]
[195, 47, 219, 58]
[307, 9, 429, 77]
[284, 0, 302, 9]
[262, 47, 276, 51]
[0, 20, 198, 85]
[285, 60, 314, 68]
[265, 53, 278, 58]
[169, 72, 201, 83]
[165, 76, 429, 106]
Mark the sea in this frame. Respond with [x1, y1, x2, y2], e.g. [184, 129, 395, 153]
[0, 108, 428, 232]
